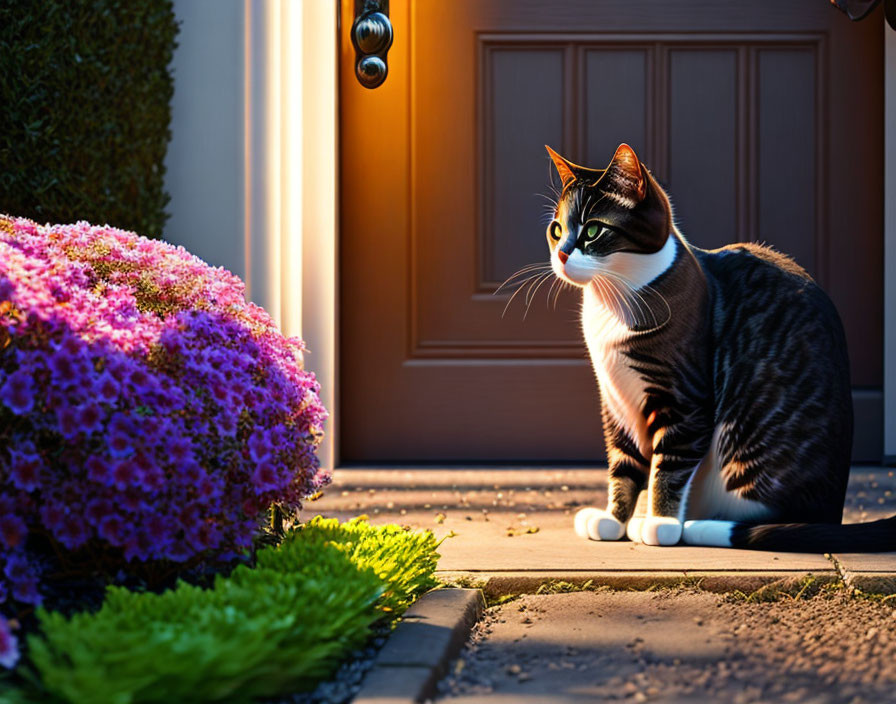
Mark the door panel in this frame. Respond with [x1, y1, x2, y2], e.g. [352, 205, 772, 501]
[340, 0, 883, 462]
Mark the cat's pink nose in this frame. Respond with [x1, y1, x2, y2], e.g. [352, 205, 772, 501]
[557, 251, 569, 264]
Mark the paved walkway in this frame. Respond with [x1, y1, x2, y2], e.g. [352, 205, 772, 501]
[436, 589, 896, 704]
[322, 468, 896, 704]
[306, 467, 896, 594]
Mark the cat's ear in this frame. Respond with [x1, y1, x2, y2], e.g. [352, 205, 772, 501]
[606, 143, 647, 202]
[545, 145, 580, 189]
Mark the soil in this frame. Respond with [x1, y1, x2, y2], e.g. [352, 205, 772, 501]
[436, 589, 896, 704]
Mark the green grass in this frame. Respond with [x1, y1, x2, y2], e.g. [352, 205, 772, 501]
[2, 517, 440, 704]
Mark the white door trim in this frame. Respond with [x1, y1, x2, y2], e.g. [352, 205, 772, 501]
[243, 0, 339, 471]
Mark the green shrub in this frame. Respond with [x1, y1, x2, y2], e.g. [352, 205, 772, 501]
[25, 518, 440, 704]
[260, 516, 442, 615]
[0, 1, 178, 236]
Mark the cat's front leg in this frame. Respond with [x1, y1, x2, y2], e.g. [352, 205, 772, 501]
[638, 426, 707, 546]
[574, 463, 643, 540]
[576, 413, 648, 541]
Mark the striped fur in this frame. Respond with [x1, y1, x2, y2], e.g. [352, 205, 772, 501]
[547, 144, 895, 552]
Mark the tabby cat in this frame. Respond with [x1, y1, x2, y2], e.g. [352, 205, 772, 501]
[545, 143, 895, 551]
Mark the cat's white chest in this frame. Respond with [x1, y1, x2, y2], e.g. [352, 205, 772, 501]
[581, 287, 651, 459]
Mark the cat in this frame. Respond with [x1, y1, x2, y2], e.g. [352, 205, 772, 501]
[545, 143, 895, 551]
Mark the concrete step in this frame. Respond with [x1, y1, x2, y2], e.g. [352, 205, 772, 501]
[305, 467, 896, 592]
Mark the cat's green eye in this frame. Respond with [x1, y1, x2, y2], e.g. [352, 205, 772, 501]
[549, 221, 562, 241]
[584, 223, 602, 241]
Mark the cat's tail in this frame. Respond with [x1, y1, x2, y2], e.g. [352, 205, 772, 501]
[682, 517, 896, 552]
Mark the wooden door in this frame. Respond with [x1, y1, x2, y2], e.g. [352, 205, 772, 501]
[340, 0, 884, 463]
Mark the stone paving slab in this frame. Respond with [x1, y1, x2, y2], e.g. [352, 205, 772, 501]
[833, 551, 896, 594]
[438, 571, 841, 599]
[305, 467, 896, 580]
[354, 589, 485, 704]
[434, 523, 834, 573]
[832, 551, 896, 571]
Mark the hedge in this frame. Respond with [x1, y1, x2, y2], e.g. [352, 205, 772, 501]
[0, 1, 178, 237]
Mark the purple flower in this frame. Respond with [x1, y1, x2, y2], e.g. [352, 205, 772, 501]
[56, 405, 80, 438]
[168, 437, 194, 465]
[145, 515, 170, 544]
[8, 450, 42, 492]
[252, 462, 282, 493]
[3, 555, 41, 606]
[95, 372, 120, 403]
[97, 515, 125, 544]
[248, 432, 272, 463]
[56, 515, 90, 549]
[12, 574, 40, 605]
[0, 615, 20, 669]
[0, 516, 26, 549]
[85, 497, 115, 525]
[110, 459, 142, 491]
[107, 414, 134, 458]
[76, 402, 104, 433]
[86, 456, 114, 485]
[40, 501, 68, 532]
[3, 555, 30, 583]
[123, 532, 153, 562]
[165, 540, 193, 562]
[47, 353, 79, 386]
[0, 275, 14, 301]
[0, 370, 34, 414]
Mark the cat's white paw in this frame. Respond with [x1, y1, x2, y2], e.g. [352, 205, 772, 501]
[626, 516, 644, 543]
[574, 508, 625, 541]
[574, 508, 600, 538]
[640, 516, 683, 546]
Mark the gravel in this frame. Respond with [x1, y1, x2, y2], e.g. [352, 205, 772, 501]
[436, 588, 896, 703]
[271, 625, 390, 704]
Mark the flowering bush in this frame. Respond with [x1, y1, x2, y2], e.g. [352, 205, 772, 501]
[0, 215, 328, 610]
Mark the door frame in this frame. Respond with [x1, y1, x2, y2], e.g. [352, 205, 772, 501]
[885, 25, 896, 464]
[255, 4, 896, 468]
[242, 0, 339, 470]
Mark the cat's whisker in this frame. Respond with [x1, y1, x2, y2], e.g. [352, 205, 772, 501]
[609, 274, 657, 328]
[640, 280, 673, 326]
[511, 273, 546, 320]
[524, 271, 553, 307]
[552, 278, 570, 310]
[501, 271, 550, 318]
[605, 276, 636, 326]
[605, 272, 652, 327]
[546, 276, 560, 310]
[599, 278, 623, 321]
[524, 272, 554, 320]
[602, 270, 672, 329]
[495, 264, 553, 295]
[604, 277, 630, 323]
